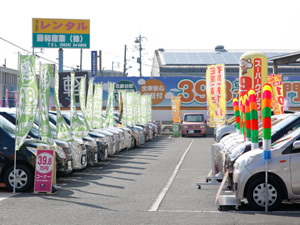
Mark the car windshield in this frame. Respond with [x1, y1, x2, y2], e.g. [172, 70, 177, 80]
[271, 127, 300, 149]
[0, 115, 16, 138]
[184, 114, 203, 122]
[271, 115, 299, 135]
[258, 114, 291, 138]
[226, 116, 236, 125]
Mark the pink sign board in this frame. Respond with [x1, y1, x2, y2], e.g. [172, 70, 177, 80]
[34, 148, 54, 193]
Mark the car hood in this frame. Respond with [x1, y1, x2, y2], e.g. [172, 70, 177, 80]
[182, 122, 205, 125]
[24, 139, 49, 148]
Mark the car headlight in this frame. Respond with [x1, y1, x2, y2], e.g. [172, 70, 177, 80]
[96, 137, 105, 143]
[85, 140, 97, 148]
[234, 154, 256, 170]
[27, 147, 37, 156]
[200, 125, 205, 128]
[183, 125, 188, 129]
[56, 146, 66, 159]
[229, 145, 246, 161]
[69, 142, 81, 154]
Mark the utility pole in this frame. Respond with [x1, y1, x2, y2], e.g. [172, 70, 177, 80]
[80, 49, 83, 71]
[135, 34, 146, 77]
[123, 45, 127, 77]
[138, 35, 142, 77]
[99, 50, 102, 76]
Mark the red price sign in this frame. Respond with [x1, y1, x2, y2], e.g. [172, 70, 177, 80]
[36, 153, 53, 174]
[34, 148, 55, 193]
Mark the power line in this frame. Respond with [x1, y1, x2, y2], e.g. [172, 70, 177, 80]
[0, 36, 75, 70]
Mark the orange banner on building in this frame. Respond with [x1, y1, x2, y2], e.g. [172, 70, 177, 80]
[268, 74, 284, 115]
[171, 96, 181, 123]
[206, 64, 226, 127]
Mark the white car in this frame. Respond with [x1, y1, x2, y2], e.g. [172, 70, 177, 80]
[233, 127, 300, 211]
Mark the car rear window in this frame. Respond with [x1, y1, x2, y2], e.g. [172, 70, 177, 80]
[184, 114, 204, 122]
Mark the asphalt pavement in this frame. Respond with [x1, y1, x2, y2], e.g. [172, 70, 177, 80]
[0, 135, 300, 225]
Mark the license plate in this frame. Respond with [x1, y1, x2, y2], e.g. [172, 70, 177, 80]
[95, 153, 98, 161]
[82, 155, 86, 165]
[68, 161, 72, 170]
[189, 130, 194, 134]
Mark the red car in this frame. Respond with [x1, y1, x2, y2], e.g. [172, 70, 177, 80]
[181, 113, 206, 137]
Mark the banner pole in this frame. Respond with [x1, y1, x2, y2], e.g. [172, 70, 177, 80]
[38, 61, 41, 139]
[13, 52, 21, 193]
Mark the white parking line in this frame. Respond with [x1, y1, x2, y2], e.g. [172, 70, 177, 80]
[148, 139, 194, 212]
[0, 193, 17, 202]
[158, 209, 300, 214]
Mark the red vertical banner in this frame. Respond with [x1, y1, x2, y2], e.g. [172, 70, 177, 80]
[268, 74, 284, 115]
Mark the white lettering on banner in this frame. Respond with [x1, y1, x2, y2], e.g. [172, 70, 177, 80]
[59, 35, 65, 42]
[37, 34, 43, 42]
[63, 76, 81, 97]
[52, 35, 58, 42]
[63, 76, 71, 97]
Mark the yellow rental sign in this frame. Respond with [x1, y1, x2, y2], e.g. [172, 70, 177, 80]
[33, 18, 90, 34]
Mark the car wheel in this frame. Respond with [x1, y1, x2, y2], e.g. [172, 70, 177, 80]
[4, 164, 34, 192]
[246, 176, 283, 211]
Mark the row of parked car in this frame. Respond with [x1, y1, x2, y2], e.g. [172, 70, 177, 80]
[0, 108, 161, 192]
[213, 111, 300, 211]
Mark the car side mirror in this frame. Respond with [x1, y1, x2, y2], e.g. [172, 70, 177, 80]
[293, 141, 300, 150]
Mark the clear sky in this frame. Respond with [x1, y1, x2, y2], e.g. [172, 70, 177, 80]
[1, 0, 299, 76]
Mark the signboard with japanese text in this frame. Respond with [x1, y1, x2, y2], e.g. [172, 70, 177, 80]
[16, 55, 38, 150]
[91, 51, 97, 77]
[268, 74, 284, 115]
[58, 72, 88, 107]
[239, 52, 268, 116]
[171, 96, 181, 123]
[32, 18, 90, 48]
[48, 76, 300, 110]
[206, 64, 226, 126]
[34, 146, 55, 194]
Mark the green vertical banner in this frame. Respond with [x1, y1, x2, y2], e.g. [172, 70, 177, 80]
[86, 78, 94, 129]
[54, 71, 73, 142]
[79, 75, 87, 119]
[40, 64, 55, 145]
[147, 95, 152, 122]
[132, 92, 139, 124]
[127, 92, 134, 126]
[140, 95, 147, 124]
[137, 93, 141, 124]
[79, 75, 90, 129]
[16, 55, 38, 150]
[103, 82, 115, 127]
[93, 83, 103, 129]
[121, 91, 127, 126]
[70, 73, 88, 137]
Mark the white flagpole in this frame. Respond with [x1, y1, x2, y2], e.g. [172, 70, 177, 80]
[38, 61, 41, 140]
[13, 52, 20, 193]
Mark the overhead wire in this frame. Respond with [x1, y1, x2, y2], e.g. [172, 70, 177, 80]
[0, 36, 75, 70]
